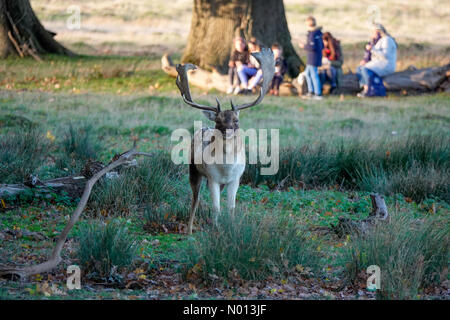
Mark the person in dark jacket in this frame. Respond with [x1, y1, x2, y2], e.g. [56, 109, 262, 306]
[269, 43, 288, 96]
[299, 16, 324, 100]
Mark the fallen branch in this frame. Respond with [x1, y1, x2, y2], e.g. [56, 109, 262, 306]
[332, 193, 389, 237]
[7, 31, 24, 58]
[0, 147, 152, 279]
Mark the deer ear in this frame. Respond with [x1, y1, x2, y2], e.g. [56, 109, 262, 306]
[202, 110, 217, 122]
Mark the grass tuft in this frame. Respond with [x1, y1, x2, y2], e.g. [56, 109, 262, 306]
[184, 211, 322, 282]
[343, 212, 449, 299]
[243, 134, 449, 202]
[55, 123, 100, 174]
[76, 220, 139, 280]
[89, 151, 188, 217]
[0, 127, 49, 183]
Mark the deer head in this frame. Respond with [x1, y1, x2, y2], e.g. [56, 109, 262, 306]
[175, 48, 275, 137]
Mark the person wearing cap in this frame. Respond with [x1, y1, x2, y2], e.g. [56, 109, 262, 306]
[356, 23, 397, 97]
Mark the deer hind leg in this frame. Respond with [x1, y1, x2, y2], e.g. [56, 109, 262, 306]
[188, 164, 203, 235]
[226, 179, 240, 219]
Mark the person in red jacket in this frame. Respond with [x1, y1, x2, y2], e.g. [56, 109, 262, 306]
[319, 32, 342, 92]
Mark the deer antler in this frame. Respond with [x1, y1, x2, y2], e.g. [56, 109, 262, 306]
[232, 47, 275, 111]
[176, 63, 220, 113]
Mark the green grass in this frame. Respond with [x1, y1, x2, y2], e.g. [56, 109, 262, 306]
[184, 210, 323, 282]
[55, 122, 101, 175]
[342, 211, 449, 299]
[243, 133, 450, 202]
[0, 55, 174, 95]
[76, 220, 139, 280]
[0, 127, 49, 183]
[88, 151, 187, 216]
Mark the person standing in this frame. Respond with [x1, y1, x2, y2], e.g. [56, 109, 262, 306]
[299, 16, 324, 100]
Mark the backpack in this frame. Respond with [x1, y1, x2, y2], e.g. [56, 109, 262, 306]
[367, 72, 386, 97]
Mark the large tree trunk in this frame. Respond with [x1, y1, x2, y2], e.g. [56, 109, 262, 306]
[0, 0, 73, 58]
[182, 0, 303, 77]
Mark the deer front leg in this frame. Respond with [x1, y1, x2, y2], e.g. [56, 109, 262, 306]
[227, 179, 240, 219]
[207, 180, 221, 225]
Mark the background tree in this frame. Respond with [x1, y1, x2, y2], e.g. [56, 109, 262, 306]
[182, 0, 303, 77]
[0, 0, 73, 59]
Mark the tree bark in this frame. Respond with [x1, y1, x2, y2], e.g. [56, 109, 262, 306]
[0, 0, 74, 58]
[182, 0, 303, 77]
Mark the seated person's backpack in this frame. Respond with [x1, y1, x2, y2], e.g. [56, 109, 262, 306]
[367, 70, 386, 97]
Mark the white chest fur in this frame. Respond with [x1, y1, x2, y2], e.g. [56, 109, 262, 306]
[191, 128, 245, 184]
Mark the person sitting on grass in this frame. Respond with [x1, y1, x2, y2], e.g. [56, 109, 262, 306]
[269, 43, 288, 96]
[319, 32, 343, 93]
[236, 38, 261, 95]
[227, 37, 249, 94]
[299, 16, 324, 100]
[356, 23, 397, 98]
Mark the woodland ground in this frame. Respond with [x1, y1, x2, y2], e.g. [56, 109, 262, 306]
[0, 54, 449, 300]
[0, 1, 449, 300]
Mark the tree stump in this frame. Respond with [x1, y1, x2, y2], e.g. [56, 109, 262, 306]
[333, 193, 389, 238]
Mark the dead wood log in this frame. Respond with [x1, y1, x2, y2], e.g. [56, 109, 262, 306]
[336, 64, 450, 94]
[333, 193, 389, 238]
[0, 147, 152, 279]
[0, 156, 141, 200]
[0, 175, 87, 199]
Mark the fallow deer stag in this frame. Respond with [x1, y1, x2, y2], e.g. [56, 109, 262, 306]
[175, 48, 275, 234]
